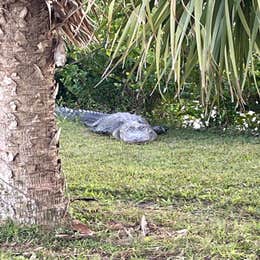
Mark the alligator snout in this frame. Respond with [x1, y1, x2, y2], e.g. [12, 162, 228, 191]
[113, 122, 157, 144]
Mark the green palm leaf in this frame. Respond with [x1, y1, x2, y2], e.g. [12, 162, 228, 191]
[103, 0, 260, 110]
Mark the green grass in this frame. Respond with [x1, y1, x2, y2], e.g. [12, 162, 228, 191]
[1, 119, 259, 259]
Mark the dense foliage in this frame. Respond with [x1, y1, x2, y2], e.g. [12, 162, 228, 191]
[56, 47, 163, 113]
[104, 0, 260, 108]
[56, 0, 260, 133]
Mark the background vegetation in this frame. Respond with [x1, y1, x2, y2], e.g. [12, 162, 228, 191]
[56, 0, 259, 133]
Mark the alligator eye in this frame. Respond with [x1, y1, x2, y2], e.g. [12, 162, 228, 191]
[138, 125, 146, 130]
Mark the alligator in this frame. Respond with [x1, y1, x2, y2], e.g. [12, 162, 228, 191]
[55, 106, 168, 144]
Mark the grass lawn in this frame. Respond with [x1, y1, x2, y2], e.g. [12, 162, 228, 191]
[1, 119, 259, 259]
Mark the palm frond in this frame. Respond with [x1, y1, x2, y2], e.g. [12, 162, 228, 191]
[104, 0, 260, 109]
[45, 0, 96, 46]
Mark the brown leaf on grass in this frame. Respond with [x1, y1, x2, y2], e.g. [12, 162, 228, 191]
[55, 220, 94, 240]
[107, 221, 125, 230]
[71, 219, 94, 236]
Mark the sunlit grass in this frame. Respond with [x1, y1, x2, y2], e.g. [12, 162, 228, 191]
[1, 119, 259, 259]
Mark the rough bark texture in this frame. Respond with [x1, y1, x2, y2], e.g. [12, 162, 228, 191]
[0, 0, 67, 226]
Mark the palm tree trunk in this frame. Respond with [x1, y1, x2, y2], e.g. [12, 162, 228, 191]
[0, 0, 67, 226]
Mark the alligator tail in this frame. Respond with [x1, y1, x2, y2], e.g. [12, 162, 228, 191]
[55, 106, 107, 125]
[80, 110, 108, 126]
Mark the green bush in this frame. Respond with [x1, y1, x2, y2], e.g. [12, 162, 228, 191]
[55, 47, 161, 113]
[151, 97, 259, 135]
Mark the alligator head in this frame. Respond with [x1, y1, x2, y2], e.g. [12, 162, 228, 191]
[112, 121, 157, 144]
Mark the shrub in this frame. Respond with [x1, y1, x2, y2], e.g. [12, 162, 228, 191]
[55, 47, 162, 113]
[152, 98, 259, 135]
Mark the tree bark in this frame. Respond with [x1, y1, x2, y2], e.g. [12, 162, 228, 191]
[0, 0, 67, 226]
